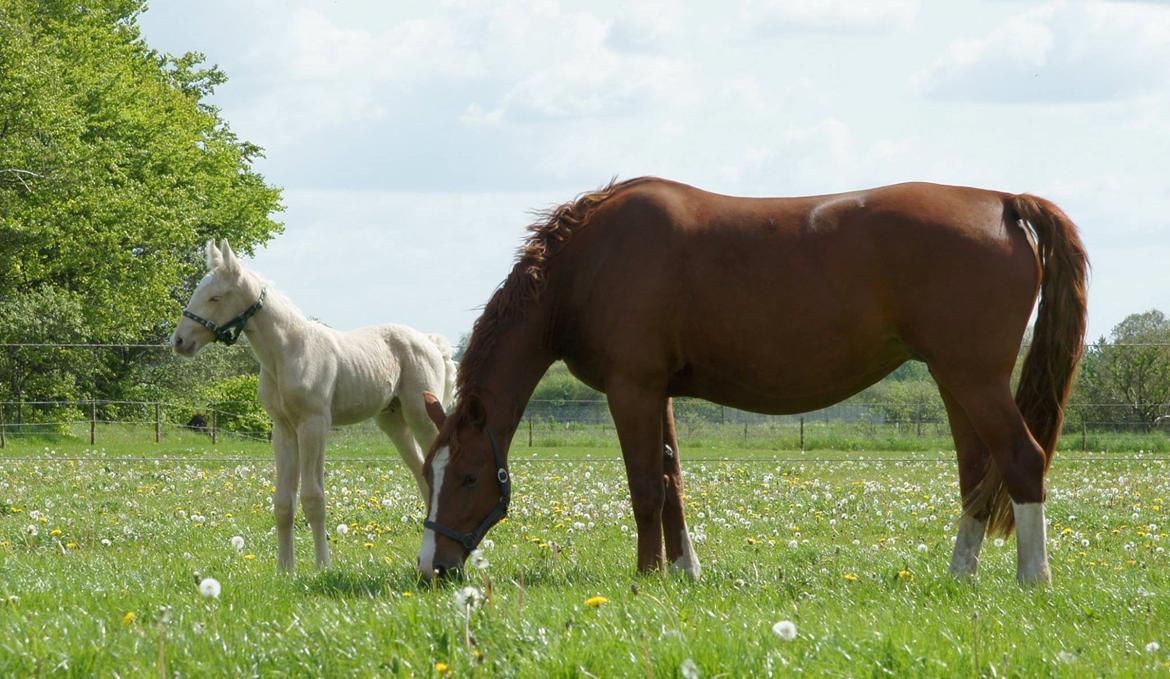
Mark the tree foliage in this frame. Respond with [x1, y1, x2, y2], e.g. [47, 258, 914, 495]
[0, 0, 283, 342]
[1073, 310, 1170, 432]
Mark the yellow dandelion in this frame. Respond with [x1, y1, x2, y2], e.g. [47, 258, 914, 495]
[243, 554, 256, 561]
[364, 542, 375, 549]
[122, 611, 136, 626]
[746, 537, 757, 545]
[585, 596, 608, 607]
[65, 542, 78, 549]
[50, 529, 62, 537]
[844, 573, 859, 582]
[435, 661, 450, 673]
[897, 569, 912, 580]
[402, 591, 413, 598]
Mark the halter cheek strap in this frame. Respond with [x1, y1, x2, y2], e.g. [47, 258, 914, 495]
[423, 428, 511, 552]
[183, 288, 267, 346]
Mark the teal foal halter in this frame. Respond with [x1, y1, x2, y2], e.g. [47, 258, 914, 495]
[182, 288, 267, 346]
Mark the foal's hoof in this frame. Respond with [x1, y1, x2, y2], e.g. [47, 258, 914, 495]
[1016, 566, 1052, 587]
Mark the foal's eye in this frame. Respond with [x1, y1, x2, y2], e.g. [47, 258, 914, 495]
[461, 474, 478, 487]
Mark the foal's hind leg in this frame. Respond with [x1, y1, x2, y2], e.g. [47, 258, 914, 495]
[375, 405, 429, 500]
[939, 378, 1050, 584]
[938, 385, 990, 579]
[662, 399, 701, 578]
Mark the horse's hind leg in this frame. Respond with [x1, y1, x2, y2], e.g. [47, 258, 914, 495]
[375, 405, 428, 500]
[937, 376, 1050, 584]
[662, 399, 700, 578]
[297, 415, 332, 569]
[938, 385, 990, 579]
[273, 422, 299, 572]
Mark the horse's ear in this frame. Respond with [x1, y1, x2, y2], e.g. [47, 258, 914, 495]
[467, 394, 487, 429]
[206, 240, 223, 270]
[422, 391, 446, 429]
[219, 239, 241, 274]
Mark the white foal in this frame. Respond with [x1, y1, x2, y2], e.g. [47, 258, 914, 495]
[171, 240, 455, 572]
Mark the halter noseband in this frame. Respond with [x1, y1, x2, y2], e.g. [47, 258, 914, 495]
[182, 288, 267, 346]
[423, 428, 511, 553]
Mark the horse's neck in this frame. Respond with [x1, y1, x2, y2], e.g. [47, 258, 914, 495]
[468, 313, 557, 439]
[239, 275, 311, 374]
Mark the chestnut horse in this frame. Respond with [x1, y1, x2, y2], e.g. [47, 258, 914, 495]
[419, 178, 1088, 584]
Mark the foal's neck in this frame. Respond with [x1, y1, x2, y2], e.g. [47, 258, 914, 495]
[238, 271, 308, 373]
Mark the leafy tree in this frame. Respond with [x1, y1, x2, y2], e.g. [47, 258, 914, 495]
[0, 0, 283, 342]
[1073, 310, 1170, 432]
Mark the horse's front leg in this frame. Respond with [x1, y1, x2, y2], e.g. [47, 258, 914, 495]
[662, 399, 701, 578]
[273, 422, 299, 572]
[607, 380, 667, 573]
[297, 415, 332, 568]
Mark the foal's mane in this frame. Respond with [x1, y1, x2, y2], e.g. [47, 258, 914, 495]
[451, 177, 651, 429]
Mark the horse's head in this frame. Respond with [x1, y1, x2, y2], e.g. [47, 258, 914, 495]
[171, 239, 253, 357]
[418, 392, 510, 578]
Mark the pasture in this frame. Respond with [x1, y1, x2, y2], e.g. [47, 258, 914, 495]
[1, 436, 1167, 676]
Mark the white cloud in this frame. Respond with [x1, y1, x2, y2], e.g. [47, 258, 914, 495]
[741, 0, 921, 34]
[914, 1, 1170, 102]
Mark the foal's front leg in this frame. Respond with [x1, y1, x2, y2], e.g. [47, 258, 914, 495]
[297, 415, 332, 568]
[273, 422, 299, 572]
[607, 381, 667, 573]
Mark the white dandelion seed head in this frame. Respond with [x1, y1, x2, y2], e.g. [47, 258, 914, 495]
[230, 536, 245, 553]
[680, 657, 700, 679]
[100, 538, 111, 547]
[479, 538, 495, 551]
[1081, 539, 1090, 548]
[772, 620, 797, 641]
[788, 539, 799, 549]
[198, 577, 221, 599]
[336, 523, 349, 536]
[1056, 650, 1076, 664]
[916, 543, 928, 553]
[454, 586, 484, 611]
[28, 510, 41, 521]
[994, 538, 1005, 548]
[1147, 641, 1160, 653]
[25, 525, 37, 537]
[468, 549, 490, 570]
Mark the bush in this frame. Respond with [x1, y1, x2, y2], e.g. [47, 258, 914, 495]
[206, 374, 270, 437]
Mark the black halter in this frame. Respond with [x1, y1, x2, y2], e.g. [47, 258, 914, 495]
[423, 428, 511, 552]
[183, 288, 267, 346]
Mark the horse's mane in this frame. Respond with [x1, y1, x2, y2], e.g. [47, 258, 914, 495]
[452, 177, 651, 428]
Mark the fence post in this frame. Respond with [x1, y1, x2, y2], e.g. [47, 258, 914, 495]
[155, 402, 161, 443]
[211, 409, 217, 445]
[89, 399, 96, 445]
[800, 416, 804, 453]
[1082, 420, 1087, 452]
[528, 417, 533, 447]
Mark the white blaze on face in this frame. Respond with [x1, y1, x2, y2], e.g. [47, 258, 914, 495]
[418, 446, 450, 575]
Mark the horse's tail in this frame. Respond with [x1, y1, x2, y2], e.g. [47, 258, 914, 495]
[427, 333, 458, 408]
[978, 194, 1089, 537]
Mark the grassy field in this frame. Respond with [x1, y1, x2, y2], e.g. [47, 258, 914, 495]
[1, 436, 1168, 676]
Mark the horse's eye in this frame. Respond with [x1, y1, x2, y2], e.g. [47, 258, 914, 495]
[462, 474, 477, 487]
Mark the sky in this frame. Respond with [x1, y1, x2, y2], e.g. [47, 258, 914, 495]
[138, 0, 1170, 343]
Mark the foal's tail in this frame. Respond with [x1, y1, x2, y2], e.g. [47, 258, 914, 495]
[428, 334, 458, 409]
[980, 194, 1089, 537]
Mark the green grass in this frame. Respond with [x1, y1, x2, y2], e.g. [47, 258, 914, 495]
[1, 437, 1168, 676]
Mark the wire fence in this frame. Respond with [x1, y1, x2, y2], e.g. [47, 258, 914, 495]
[1, 397, 1168, 454]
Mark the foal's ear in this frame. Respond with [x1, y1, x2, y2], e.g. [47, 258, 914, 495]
[206, 240, 223, 270]
[422, 391, 446, 429]
[219, 239, 241, 274]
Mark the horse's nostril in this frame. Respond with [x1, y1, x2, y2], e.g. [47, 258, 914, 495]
[174, 336, 183, 346]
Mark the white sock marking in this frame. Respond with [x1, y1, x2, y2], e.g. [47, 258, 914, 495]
[417, 446, 449, 575]
[949, 513, 986, 578]
[1012, 501, 1051, 584]
[669, 523, 701, 579]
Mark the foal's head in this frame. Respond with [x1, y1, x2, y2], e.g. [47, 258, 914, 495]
[171, 239, 257, 357]
[418, 393, 508, 578]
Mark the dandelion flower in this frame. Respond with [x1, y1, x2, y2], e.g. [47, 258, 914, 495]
[585, 595, 608, 607]
[122, 611, 136, 626]
[25, 525, 37, 537]
[916, 543, 927, 553]
[199, 577, 221, 599]
[230, 536, 245, 552]
[336, 523, 349, 536]
[50, 528, 62, 537]
[788, 539, 799, 549]
[244, 554, 256, 561]
[435, 661, 450, 674]
[480, 538, 495, 550]
[469, 549, 490, 570]
[1056, 650, 1076, 664]
[844, 573, 858, 582]
[772, 620, 797, 640]
[454, 586, 484, 611]
[1147, 641, 1160, 653]
[100, 539, 112, 547]
[680, 657, 700, 679]
[7, 595, 19, 605]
